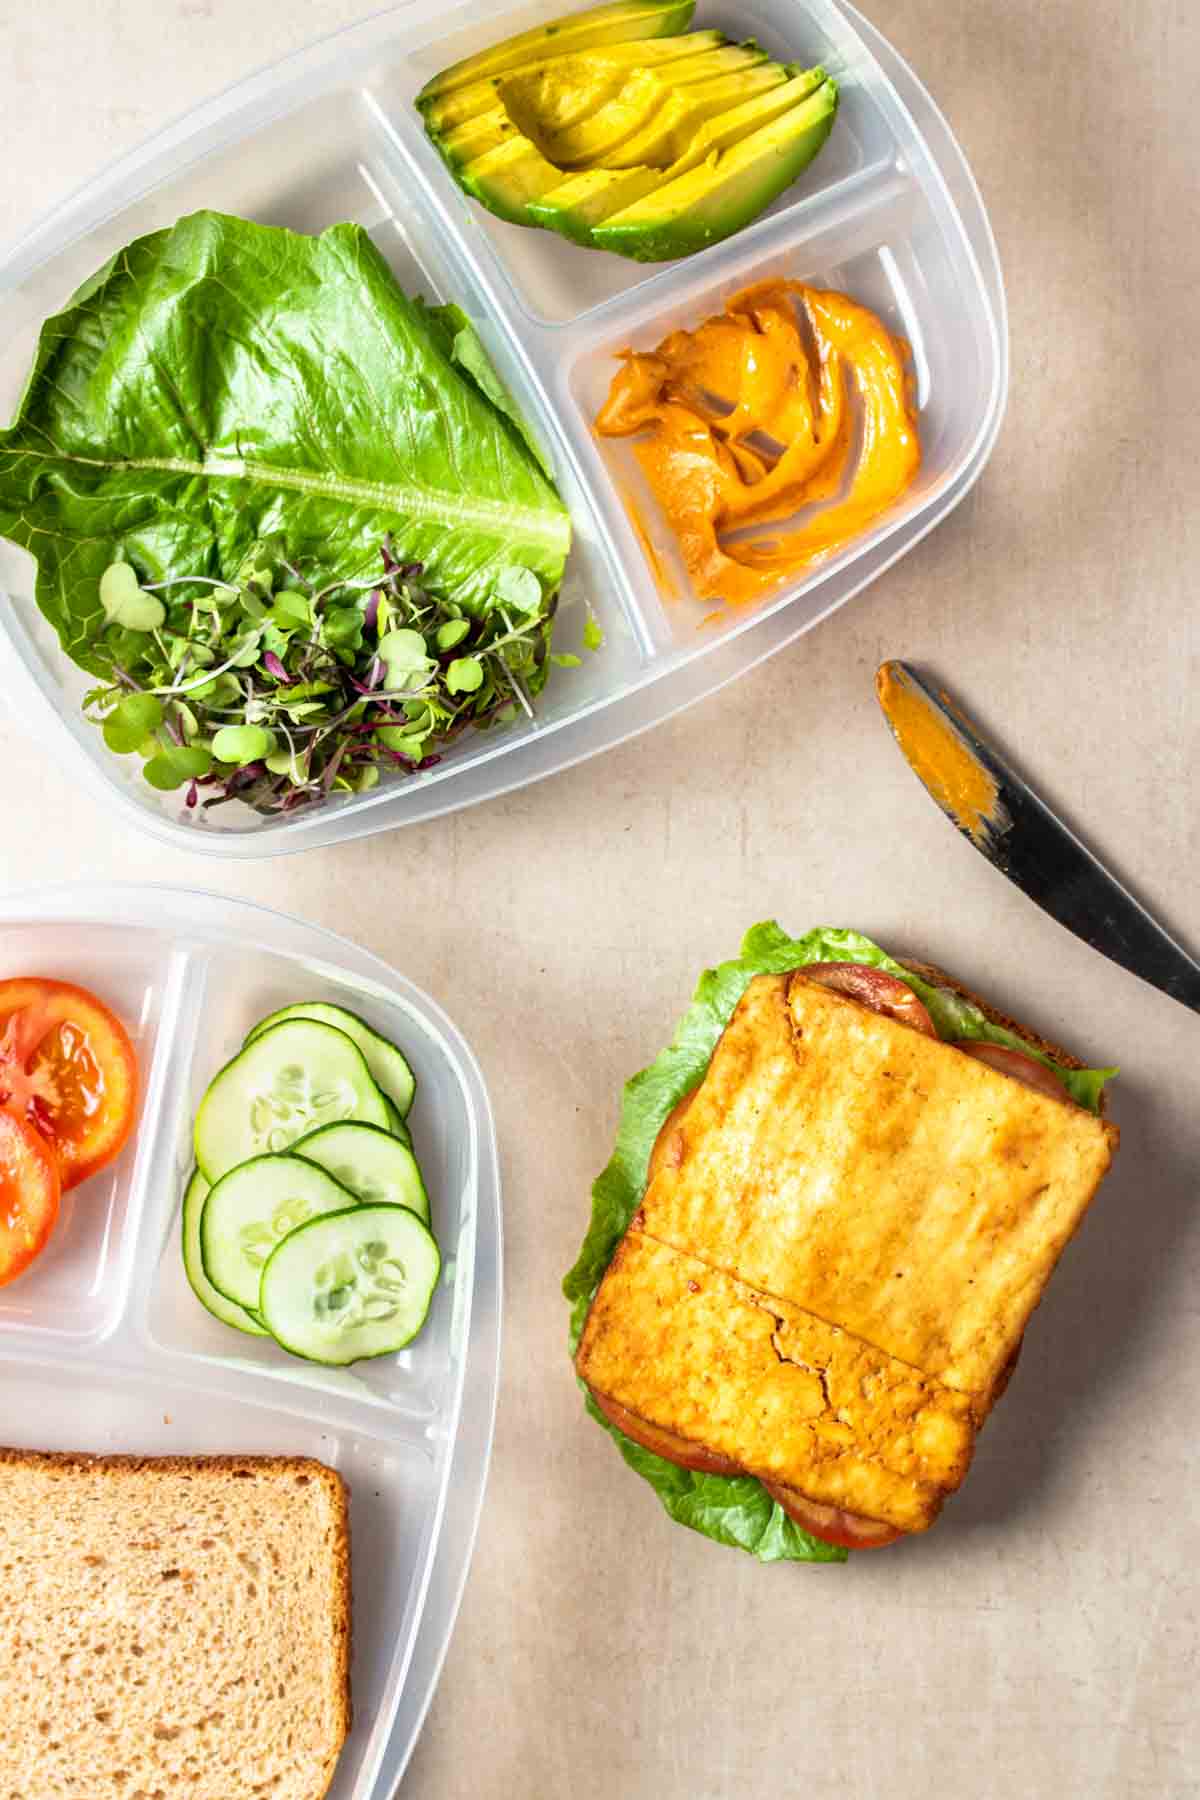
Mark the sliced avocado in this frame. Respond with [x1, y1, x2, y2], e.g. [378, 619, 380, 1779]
[416, 0, 696, 104]
[528, 66, 832, 245]
[420, 32, 727, 137]
[662, 64, 828, 176]
[505, 64, 667, 166]
[422, 75, 509, 138]
[526, 66, 832, 245]
[436, 105, 523, 170]
[594, 61, 788, 171]
[527, 166, 665, 243]
[593, 77, 839, 261]
[512, 41, 769, 170]
[459, 136, 565, 225]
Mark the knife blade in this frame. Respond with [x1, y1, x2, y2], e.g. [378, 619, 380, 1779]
[876, 659, 1200, 1014]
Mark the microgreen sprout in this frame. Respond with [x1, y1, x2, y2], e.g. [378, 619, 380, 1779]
[84, 538, 589, 818]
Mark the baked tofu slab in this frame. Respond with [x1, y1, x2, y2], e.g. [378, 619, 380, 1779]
[639, 973, 1117, 1399]
[578, 1232, 975, 1532]
[579, 971, 1117, 1533]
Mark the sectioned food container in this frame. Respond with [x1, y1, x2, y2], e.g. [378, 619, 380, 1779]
[0, 883, 501, 1797]
[0, 0, 1007, 856]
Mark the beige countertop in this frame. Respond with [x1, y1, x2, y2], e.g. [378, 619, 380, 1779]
[2, 2, 1198, 1795]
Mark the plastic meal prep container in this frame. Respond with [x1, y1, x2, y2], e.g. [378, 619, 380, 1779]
[0, 0, 1007, 856]
[0, 883, 501, 1799]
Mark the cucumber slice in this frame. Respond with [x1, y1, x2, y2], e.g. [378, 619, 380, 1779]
[245, 1002, 415, 1117]
[259, 1203, 440, 1365]
[382, 1096, 412, 1147]
[294, 1122, 430, 1224]
[196, 1020, 389, 1183]
[181, 1167, 268, 1337]
[200, 1153, 359, 1313]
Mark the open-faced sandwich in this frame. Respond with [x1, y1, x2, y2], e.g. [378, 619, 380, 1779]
[565, 924, 1118, 1560]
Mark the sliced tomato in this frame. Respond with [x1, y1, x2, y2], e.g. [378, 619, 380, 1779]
[953, 1041, 1072, 1104]
[590, 1390, 743, 1477]
[0, 978, 138, 1190]
[592, 1389, 903, 1549]
[0, 1110, 61, 1287]
[799, 963, 936, 1036]
[762, 1479, 903, 1551]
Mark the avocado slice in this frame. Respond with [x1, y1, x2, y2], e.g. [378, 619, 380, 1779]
[417, 0, 697, 104]
[512, 41, 770, 170]
[593, 77, 839, 261]
[458, 136, 565, 225]
[596, 60, 826, 171]
[593, 61, 788, 171]
[526, 66, 829, 243]
[503, 64, 669, 167]
[527, 166, 666, 244]
[420, 31, 728, 137]
[436, 105, 523, 170]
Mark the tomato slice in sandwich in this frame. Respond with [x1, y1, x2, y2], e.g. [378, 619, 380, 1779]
[0, 978, 138, 1189]
[801, 963, 936, 1036]
[761, 1480, 903, 1550]
[593, 1390, 904, 1549]
[0, 1109, 61, 1286]
[953, 1041, 1072, 1103]
[591, 1391, 743, 1477]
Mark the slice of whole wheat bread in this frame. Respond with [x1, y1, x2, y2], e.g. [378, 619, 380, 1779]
[0, 1450, 351, 1800]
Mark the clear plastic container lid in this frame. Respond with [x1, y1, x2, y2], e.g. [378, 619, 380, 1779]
[0, 883, 502, 1797]
[0, 0, 1006, 856]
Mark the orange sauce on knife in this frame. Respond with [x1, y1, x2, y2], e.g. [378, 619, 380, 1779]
[875, 661, 1001, 845]
[595, 280, 921, 610]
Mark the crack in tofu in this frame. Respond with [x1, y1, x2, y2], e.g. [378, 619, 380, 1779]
[578, 1231, 976, 1532]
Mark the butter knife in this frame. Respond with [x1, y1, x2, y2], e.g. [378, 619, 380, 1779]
[876, 660, 1200, 1014]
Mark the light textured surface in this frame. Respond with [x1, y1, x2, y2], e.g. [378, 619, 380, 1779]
[2, 3, 1199, 1798]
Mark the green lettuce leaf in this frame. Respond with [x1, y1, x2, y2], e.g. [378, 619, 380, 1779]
[0, 211, 570, 677]
[419, 299, 556, 481]
[564, 922, 1116, 1563]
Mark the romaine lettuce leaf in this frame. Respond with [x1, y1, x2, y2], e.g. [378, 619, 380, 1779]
[0, 211, 570, 678]
[564, 922, 1116, 1563]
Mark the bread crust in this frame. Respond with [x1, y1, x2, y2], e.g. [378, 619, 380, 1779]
[0, 1449, 352, 1800]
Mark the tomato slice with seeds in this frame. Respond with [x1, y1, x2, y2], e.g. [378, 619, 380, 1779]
[762, 1480, 903, 1551]
[0, 1109, 61, 1286]
[799, 963, 937, 1036]
[0, 979, 138, 1190]
[591, 1389, 743, 1477]
[953, 1041, 1072, 1104]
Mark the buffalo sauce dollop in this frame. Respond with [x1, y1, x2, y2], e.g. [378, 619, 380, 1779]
[595, 279, 921, 610]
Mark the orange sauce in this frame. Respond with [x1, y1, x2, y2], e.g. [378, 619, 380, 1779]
[595, 279, 921, 610]
[619, 484, 678, 599]
[875, 661, 1000, 845]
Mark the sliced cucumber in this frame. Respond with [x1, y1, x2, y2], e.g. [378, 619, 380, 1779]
[382, 1095, 412, 1146]
[181, 1167, 268, 1337]
[245, 1002, 416, 1118]
[195, 1020, 389, 1183]
[294, 1122, 430, 1224]
[200, 1153, 359, 1314]
[259, 1203, 440, 1365]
